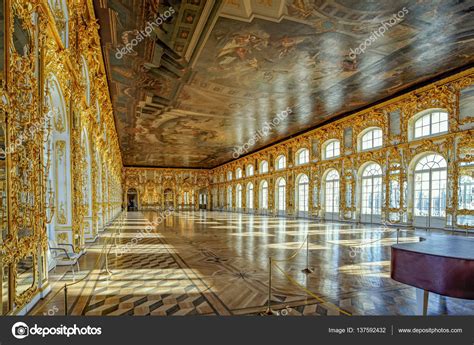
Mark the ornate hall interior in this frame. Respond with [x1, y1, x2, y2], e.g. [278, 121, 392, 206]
[0, 0, 473, 317]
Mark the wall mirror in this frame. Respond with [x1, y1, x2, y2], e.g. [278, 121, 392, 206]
[15, 255, 34, 297]
[0, 263, 9, 315]
[12, 13, 30, 57]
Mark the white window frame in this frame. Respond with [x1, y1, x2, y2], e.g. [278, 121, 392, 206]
[236, 168, 242, 179]
[246, 183, 254, 209]
[359, 128, 383, 151]
[412, 110, 448, 140]
[236, 184, 242, 208]
[297, 174, 309, 212]
[246, 165, 254, 177]
[296, 148, 309, 165]
[276, 155, 286, 170]
[323, 139, 340, 160]
[276, 178, 286, 211]
[260, 180, 268, 209]
[325, 169, 340, 213]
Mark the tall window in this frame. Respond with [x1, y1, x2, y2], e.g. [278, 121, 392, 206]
[184, 192, 189, 204]
[246, 165, 254, 177]
[260, 160, 268, 174]
[361, 163, 383, 216]
[414, 154, 447, 217]
[297, 174, 309, 212]
[360, 128, 383, 151]
[236, 184, 242, 208]
[236, 168, 242, 179]
[325, 169, 339, 213]
[246, 183, 254, 209]
[276, 155, 286, 170]
[260, 180, 268, 209]
[227, 171, 232, 181]
[276, 178, 286, 211]
[227, 186, 232, 207]
[414, 110, 448, 139]
[296, 148, 309, 165]
[324, 140, 340, 159]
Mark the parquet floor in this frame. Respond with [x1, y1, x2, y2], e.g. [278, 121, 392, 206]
[31, 211, 474, 316]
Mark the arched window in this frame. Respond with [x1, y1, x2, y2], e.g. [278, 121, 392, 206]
[276, 155, 286, 170]
[323, 140, 340, 159]
[413, 154, 447, 226]
[276, 178, 286, 211]
[259, 180, 268, 210]
[227, 186, 232, 207]
[360, 128, 383, 151]
[246, 164, 254, 177]
[260, 160, 268, 174]
[236, 184, 242, 208]
[361, 163, 383, 222]
[44, 75, 71, 249]
[246, 183, 254, 209]
[227, 171, 232, 181]
[296, 174, 309, 212]
[220, 189, 225, 207]
[413, 110, 448, 140]
[236, 168, 242, 179]
[325, 169, 339, 213]
[296, 148, 309, 165]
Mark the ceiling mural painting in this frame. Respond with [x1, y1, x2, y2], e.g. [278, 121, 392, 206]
[95, 0, 474, 168]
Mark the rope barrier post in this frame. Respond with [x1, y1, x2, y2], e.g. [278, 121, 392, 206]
[396, 228, 400, 244]
[64, 284, 68, 316]
[263, 257, 276, 315]
[301, 234, 313, 274]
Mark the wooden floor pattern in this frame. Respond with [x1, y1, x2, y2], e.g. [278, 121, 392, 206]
[30, 211, 474, 316]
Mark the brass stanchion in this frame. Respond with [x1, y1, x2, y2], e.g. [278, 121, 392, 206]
[396, 228, 400, 244]
[262, 257, 276, 315]
[64, 284, 68, 316]
[301, 234, 313, 274]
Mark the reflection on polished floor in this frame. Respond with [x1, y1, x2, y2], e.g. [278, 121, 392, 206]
[31, 211, 474, 316]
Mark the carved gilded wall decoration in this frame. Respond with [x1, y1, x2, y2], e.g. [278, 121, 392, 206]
[0, 0, 123, 314]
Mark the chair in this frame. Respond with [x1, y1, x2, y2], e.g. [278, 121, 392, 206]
[48, 240, 81, 279]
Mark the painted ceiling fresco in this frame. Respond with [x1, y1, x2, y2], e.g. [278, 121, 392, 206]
[95, 0, 474, 168]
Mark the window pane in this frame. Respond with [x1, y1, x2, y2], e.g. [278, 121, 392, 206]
[439, 120, 448, 133]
